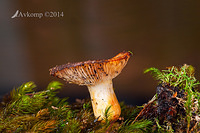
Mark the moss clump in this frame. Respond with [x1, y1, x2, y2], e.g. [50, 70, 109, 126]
[137, 64, 200, 132]
[0, 81, 152, 133]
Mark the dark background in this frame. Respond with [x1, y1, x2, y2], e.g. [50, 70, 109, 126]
[1, 1, 200, 105]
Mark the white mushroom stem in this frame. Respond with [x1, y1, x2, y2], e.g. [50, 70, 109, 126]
[87, 80, 121, 121]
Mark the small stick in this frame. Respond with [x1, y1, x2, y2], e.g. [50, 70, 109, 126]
[132, 94, 157, 124]
[190, 121, 199, 132]
[105, 119, 118, 133]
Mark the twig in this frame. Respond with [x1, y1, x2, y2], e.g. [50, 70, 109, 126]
[105, 119, 118, 133]
[190, 121, 199, 132]
[132, 94, 157, 124]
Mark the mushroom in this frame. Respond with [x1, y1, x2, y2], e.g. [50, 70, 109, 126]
[49, 51, 132, 121]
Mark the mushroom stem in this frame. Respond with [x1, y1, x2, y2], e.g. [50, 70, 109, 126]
[87, 80, 121, 121]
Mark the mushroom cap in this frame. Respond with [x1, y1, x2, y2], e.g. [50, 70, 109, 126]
[49, 51, 132, 85]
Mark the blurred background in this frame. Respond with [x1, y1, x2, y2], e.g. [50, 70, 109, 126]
[0, 0, 200, 105]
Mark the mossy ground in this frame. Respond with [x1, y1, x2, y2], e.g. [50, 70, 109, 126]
[0, 81, 152, 133]
[0, 64, 199, 132]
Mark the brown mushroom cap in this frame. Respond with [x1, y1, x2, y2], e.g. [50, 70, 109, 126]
[49, 51, 132, 85]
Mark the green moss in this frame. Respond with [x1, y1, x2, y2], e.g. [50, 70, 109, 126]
[0, 81, 152, 132]
[144, 64, 199, 89]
